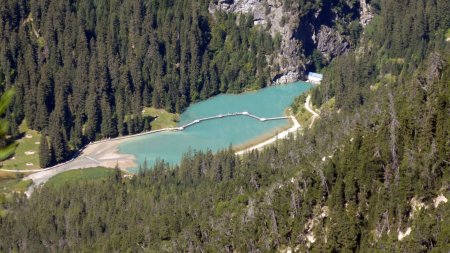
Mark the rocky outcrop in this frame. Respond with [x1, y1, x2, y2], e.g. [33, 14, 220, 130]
[359, 0, 374, 27]
[209, 0, 270, 25]
[427, 52, 444, 83]
[315, 25, 350, 61]
[210, 0, 305, 84]
[417, 52, 445, 91]
[209, 0, 368, 84]
[273, 71, 300, 84]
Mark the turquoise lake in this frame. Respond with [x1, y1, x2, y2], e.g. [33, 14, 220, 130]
[119, 81, 312, 169]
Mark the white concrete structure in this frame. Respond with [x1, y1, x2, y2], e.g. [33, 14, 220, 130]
[307, 72, 323, 84]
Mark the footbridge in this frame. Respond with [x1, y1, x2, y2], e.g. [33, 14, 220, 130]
[177, 111, 289, 130]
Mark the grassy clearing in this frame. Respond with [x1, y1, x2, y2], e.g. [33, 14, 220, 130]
[1, 179, 32, 192]
[1, 122, 42, 170]
[142, 107, 179, 130]
[0, 173, 32, 215]
[0, 171, 16, 180]
[370, 82, 382, 91]
[321, 97, 335, 112]
[0, 171, 31, 194]
[0, 178, 32, 193]
[295, 107, 314, 128]
[46, 167, 118, 188]
[386, 58, 405, 64]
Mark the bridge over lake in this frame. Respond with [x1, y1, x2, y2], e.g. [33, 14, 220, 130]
[177, 112, 289, 130]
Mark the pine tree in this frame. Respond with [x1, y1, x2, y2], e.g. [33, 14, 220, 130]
[39, 133, 52, 168]
[0, 89, 16, 161]
[51, 130, 68, 163]
[100, 96, 117, 138]
[113, 163, 122, 184]
[70, 116, 84, 150]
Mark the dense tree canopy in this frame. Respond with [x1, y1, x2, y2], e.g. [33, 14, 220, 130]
[0, 55, 449, 251]
[0, 0, 278, 164]
[0, 0, 449, 252]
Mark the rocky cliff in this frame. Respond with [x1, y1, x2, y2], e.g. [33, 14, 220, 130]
[209, 0, 373, 83]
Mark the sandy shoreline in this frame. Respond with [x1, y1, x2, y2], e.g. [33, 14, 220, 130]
[235, 116, 301, 155]
[235, 95, 319, 154]
[81, 139, 138, 169]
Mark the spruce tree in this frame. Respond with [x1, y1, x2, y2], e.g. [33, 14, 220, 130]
[51, 130, 68, 163]
[38, 133, 51, 168]
[0, 89, 16, 161]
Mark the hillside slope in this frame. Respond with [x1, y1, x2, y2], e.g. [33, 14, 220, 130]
[0, 0, 449, 252]
[0, 52, 448, 252]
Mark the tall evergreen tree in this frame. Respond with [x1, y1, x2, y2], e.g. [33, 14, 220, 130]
[50, 130, 68, 163]
[38, 133, 52, 168]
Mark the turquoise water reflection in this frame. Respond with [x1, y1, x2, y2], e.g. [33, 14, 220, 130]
[119, 82, 311, 169]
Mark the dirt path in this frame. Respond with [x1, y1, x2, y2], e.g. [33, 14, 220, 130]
[0, 169, 43, 173]
[22, 138, 136, 196]
[305, 94, 320, 128]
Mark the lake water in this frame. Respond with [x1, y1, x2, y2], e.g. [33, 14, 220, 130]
[119, 81, 311, 169]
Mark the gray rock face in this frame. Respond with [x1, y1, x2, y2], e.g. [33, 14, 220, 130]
[210, 0, 268, 19]
[209, 0, 368, 84]
[209, 0, 305, 83]
[416, 52, 444, 91]
[427, 53, 444, 83]
[273, 71, 300, 84]
[359, 0, 374, 27]
[209, 0, 304, 84]
[315, 26, 350, 61]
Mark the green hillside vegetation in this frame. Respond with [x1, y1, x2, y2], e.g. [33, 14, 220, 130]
[0, 0, 367, 167]
[46, 167, 121, 188]
[0, 178, 31, 194]
[1, 38, 449, 253]
[1, 124, 41, 170]
[0, 88, 33, 216]
[291, 93, 311, 126]
[142, 107, 179, 130]
[0, 0, 449, 252]
[291, 92, 329, 128]
[0, 171, 31, 195]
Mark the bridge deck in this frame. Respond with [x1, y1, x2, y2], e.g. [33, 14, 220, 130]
[178, 112, 289, 129]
